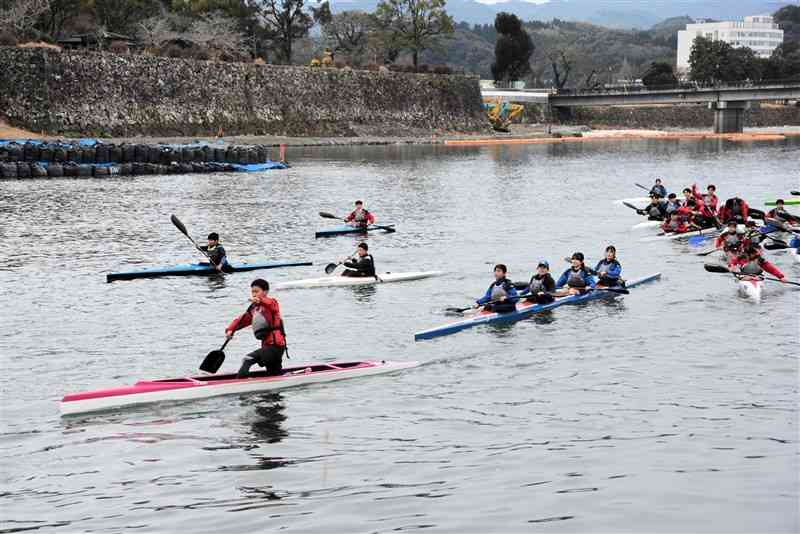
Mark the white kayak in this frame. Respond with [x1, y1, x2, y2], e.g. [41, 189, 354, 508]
[615, 196, 650, 206]
[632, 220, 663, 230]
[737, 276, 763, 302]
[276, 271, 444, 289]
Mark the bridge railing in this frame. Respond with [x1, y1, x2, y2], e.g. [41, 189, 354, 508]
[554, 78, 800, 97]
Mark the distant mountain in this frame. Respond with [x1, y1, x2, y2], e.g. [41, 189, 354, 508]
[330, 0, 798, 28]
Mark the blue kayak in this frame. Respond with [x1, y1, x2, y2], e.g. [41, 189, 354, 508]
[107, 260, 312, 283]
[315, 224, 395, 238]
[414, 273, 662, 341]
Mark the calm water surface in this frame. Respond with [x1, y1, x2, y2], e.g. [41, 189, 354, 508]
[1, 138, 798, 533]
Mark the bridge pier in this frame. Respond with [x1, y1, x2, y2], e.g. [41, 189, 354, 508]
[709, 101, 750, 133]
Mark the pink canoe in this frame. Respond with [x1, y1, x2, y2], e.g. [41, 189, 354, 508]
[60, 360, 418, 415]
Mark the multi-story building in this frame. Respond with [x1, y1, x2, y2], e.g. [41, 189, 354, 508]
[676, 15, 784, 73]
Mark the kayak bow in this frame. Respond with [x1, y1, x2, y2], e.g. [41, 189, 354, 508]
[60, 360, 418, 415]
[106, 260, 312, 282]
[414, 273, 662, 341]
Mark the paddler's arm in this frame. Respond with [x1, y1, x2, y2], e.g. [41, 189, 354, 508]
[366, 211, 375, 224]
[554, 270, 568, 289]
[761, 259, 784, 280]
[506, 284, 519, 303]
[586, 272, 597, 289]
[226, 309, 253, 337]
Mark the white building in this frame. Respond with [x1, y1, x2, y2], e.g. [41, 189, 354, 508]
[676, 15, 784, 73]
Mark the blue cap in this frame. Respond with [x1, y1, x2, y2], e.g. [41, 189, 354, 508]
[537, 260, 549, 269]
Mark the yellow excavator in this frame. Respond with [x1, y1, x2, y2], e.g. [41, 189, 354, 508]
[484, 98, 523, 132]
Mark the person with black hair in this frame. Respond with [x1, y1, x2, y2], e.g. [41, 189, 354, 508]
[341, 242, 376, 278]
[473, 264, 519, 313]
[525, 261, 555, 304]
[198, 232, 230, 272]
[344, 200, 375, 227]
[594, 245, 623, 287]
[555, 252, 597, 295]
[226, 279, 286, 378]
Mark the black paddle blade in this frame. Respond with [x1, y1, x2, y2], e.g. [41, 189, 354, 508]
[200, 349, 225, 373]
[791, 191, 800, 196]
[319, 211, 340, 220]
[622, 201, 641, 211]
[749, 208, 765, 220]
[170, 214, 189, 236]
[324, 262, 338, 274]
[704, 264, 730, 273]
[764, 243, 788, 250]
[379, 225, 397, 233]
[445, 306, 470, 314]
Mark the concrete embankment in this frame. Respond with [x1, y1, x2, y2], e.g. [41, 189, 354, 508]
[0, 47, 489, 138]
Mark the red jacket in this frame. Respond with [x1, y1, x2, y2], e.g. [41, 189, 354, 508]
[729, 256, 784, 280]
[662, 207, 692, 233]
[228, 296, 285, 347]
[718, 199, 749, 223]
[345, 208, 374, 225]
[692, 184, 717, 217]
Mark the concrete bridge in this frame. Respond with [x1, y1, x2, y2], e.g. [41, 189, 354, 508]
[482, 82, 800, 133]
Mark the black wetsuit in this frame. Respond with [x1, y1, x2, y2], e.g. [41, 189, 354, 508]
[341, 254, 376, 277]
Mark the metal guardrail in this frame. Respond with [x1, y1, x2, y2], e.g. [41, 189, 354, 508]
[554, 79, 800, 97]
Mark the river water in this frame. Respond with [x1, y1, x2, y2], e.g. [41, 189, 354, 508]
[1, 137, 798, 533]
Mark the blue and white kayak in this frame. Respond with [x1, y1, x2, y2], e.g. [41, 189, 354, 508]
[315, 224, 395, 238]
[414, 273, 661, 341]
[106, 260, 312, 282]
[639, 228, 720, 242]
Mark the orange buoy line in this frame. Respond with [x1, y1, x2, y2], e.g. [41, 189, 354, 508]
[444, 131, 799, 146]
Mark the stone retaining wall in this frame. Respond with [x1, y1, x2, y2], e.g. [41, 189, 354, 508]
[0, 47, 489, 137]
[552, 104, 800, 128]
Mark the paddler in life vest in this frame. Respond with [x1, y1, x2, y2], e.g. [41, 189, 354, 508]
[341, 242, 376, 278]
[718, 197, 750, 224]
[729, 245, 785, 281]
[691, 192, 720, 229]
[473, 264, 519, 313]
[664, 193, 682, 216]
[525, 261, 556, 304]
[226, 279, 286, 378]
[344, 200, 375, 228]
[705, 184, 719, 211]
[197, 232, 231, 272]
[680, 187, 697, 209]
[714, 221, 743, 260]
[594, 245, 623, 287]
[638, 195, 667, 220]
[649, 178, 667, 199]
[766, 199, 799, 225]
[661, 206, 693, 234]
[555, 252, 597, 295]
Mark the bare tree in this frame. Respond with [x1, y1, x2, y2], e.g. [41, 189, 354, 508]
[548, 50, 574, 90]
[185, 12, 248, 58]
[323, 11, 375, 65]
[250, 0, 314, 64]
[0, 0, 50, 40]
[137, 15, 177, 50]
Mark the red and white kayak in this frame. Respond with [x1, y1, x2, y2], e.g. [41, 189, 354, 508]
[737, 276, 763, 302]
[60, 360, 418, 415]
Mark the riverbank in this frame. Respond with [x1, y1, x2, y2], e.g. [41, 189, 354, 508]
[5, 120, 799, 148]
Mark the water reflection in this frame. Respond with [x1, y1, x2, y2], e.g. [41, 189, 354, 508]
[243, 393, 287, 445]
[350, 284, 377, 302]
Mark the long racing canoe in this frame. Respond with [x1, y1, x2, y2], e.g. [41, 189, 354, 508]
[315, 224, 396, 238]
[107, 260, 312, 282]
[60, 360, 418, 415]
[276, 271, 444, 289]
[414, 273, 661, 341]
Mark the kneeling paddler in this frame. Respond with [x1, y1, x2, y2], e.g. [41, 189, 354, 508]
[474, 264, 519, 313]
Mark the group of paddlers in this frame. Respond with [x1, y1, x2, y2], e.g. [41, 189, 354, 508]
[636, 179, 796, 282]
[473, 246, 624, 314]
